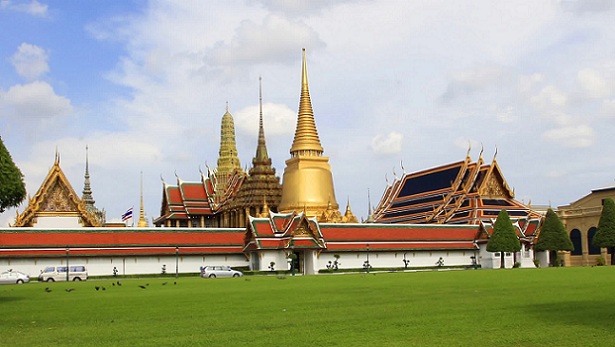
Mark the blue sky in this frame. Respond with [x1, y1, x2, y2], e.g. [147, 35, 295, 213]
[2, 0, 615, 226]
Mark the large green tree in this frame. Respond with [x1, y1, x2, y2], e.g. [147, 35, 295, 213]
[0, 136, 26, 213]
[535, 208, 574, 266]
[487, 209, 521, 268]
[593, 198, 615, 265]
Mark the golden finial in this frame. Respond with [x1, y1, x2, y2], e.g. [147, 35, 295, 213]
[466, 141, 472, 160]
[138, 171, 148, 228]
[289, 48, 324, 156]
[479, 143, 484, 161]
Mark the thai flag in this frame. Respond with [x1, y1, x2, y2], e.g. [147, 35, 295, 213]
[121, 207, 133, 222]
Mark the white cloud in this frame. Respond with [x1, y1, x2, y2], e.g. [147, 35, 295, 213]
[207, 15, 325, 66]
[0, 81, 72, 120]
[256, 0, 351, 17]
[371, 132, 403, 154]
[0, 0, 47, 16]
[496, 106, 516, 123]
[234, 102, 296, 136]
[440, 66, 504, 102]
[10, 43, 49, 80]
[578, 68, 610, 98]
[518, 73, 544, 94]
[532, 85, 568, 109]
[542, 124, 595, 148]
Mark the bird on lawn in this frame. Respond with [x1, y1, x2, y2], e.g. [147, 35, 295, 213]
[95, 286, 100, 291]
[65, 288, 75, 292]
[45, 287, 52, 293]
[117, 281, 122, 286]
[138, 285, 147, 289]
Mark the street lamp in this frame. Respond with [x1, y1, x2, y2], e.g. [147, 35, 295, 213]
[65, 247, 70, 282]
[365, 244, 370, 273]
[175, 247, 179, 278]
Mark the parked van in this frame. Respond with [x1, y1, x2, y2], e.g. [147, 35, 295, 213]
[38, 266, 88, 282]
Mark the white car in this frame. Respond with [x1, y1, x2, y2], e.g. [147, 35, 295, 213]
[0, 271, 30, 284]
[201, 266, 243, 278]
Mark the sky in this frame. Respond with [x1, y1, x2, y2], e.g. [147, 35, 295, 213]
[1, 0, 615, 227]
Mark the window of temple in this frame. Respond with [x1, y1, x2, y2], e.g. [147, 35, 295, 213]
[570, 229, 582, 256]
[588, 227, 601, 255]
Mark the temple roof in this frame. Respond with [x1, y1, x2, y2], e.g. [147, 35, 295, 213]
[373, 153, 541, 226]
[0, 227, 244, 257]
[154, 171, 217, 225]
[13, 153, 102, 227]
[244, 211, 326, 251]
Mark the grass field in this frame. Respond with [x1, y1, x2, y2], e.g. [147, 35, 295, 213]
[2, 267, 615, 346]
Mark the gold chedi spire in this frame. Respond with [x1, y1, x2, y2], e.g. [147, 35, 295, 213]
[137, 171, 148, 227]
[278, 48, 339, 220]
[289, 48, 324, 156]
[216, 103, 242, 195]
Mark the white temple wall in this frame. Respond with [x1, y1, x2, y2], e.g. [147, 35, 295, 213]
[318, 250, 477, 270]
[32, 216, 83, 228]
[534, 250, 549, 268]
[0, 254, 248, 278]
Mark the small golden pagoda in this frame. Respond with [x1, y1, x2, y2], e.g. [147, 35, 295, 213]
[137, 172, 148, 227]
[216, 103, 243, 196]
[278, 49, 342, 221]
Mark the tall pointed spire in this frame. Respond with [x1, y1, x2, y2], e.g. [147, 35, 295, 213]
[216, 103, 242, 195]
[231, 77, 282, 219]
[82, 145, 96, 212]
[289, 48, 324, 156]
[255, 76, 269, 162]
[278, 49, 339, 220]
[137, 171, 148, 227]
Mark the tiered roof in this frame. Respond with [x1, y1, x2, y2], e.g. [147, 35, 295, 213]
[154, 170, 217, 225]
[244, 211, 326, 251]
[373, 152, 541, 226]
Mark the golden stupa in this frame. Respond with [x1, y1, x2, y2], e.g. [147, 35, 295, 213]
[278, 49, 340, 219]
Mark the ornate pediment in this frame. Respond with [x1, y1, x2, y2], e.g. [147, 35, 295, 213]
[40, 181, 80, 212]
[478, 160, 513, 199]
[13, 155, 101, 227]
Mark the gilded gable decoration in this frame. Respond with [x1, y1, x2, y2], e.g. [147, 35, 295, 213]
[13, 153, 102, 227]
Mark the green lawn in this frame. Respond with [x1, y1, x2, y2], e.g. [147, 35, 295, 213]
[2, 267, 615, 346]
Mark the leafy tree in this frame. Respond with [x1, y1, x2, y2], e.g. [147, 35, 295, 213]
[593, 198, 615, 265]
[0, 137, 26, 213]
[487, 209, 521, 268]
[535, 208, 574, 266]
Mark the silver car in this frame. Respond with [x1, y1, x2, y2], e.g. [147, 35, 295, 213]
[201, 266, 243, 278]
[0, 271, 30, 284]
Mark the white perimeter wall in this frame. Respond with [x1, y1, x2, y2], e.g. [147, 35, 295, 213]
[318, 250, 478, 270]
[0, 254, 249, 278]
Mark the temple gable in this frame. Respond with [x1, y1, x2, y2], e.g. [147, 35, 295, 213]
[13, 153, 102, 227]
